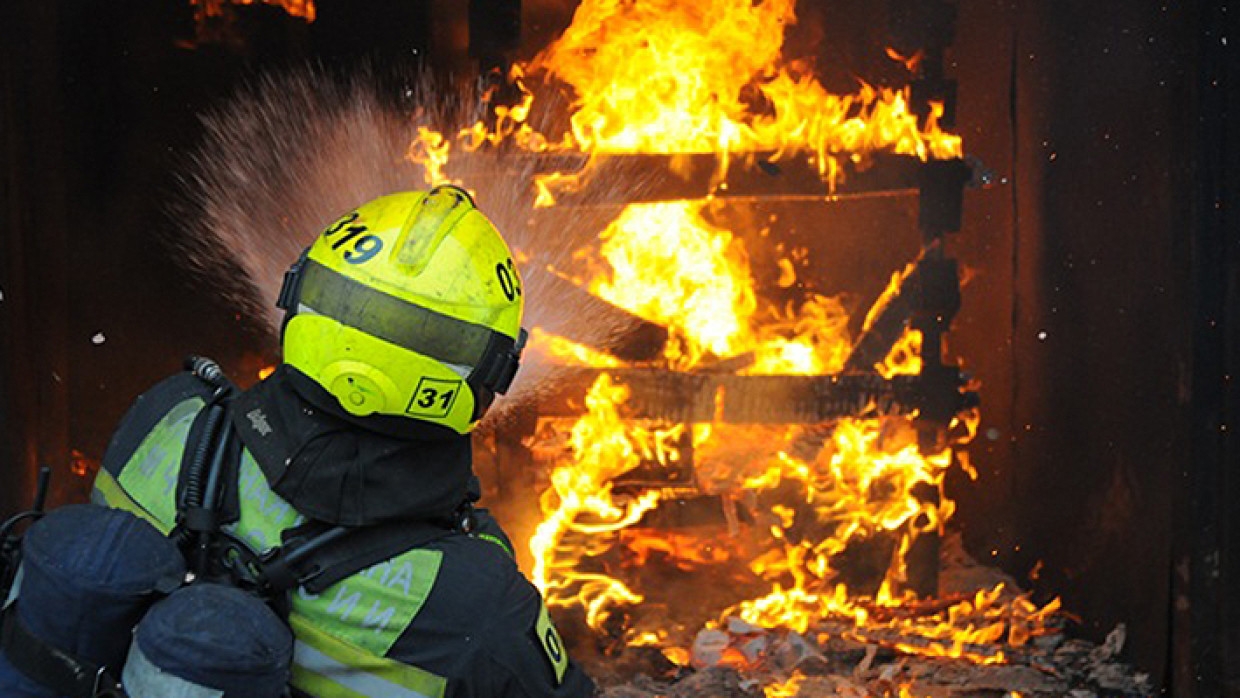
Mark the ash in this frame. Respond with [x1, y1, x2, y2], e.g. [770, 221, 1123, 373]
[593, 626, 1154, 698]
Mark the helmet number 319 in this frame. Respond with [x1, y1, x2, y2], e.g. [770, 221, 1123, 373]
[324, 212, 384, 265]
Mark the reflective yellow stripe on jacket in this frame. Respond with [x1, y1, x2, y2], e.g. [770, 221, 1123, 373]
[97, 397, 204, 531]
[290, 615, 445, 698]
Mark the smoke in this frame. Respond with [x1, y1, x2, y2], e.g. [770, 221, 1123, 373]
[170, 64, 662, 422]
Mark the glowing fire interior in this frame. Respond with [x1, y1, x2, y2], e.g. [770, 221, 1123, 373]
[189, 0, 316, 25]
[408, 0, 1058, 682]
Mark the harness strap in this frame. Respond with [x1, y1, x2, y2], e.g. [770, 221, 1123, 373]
[262, 517, 458, 595]
[1, 605, 123, 698]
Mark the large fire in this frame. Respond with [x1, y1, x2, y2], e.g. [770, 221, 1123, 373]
[408, 0, 1056, 691]
[525, 0, 961, 183]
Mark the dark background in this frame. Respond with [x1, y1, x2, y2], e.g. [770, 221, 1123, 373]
[1, 0, 1236, 694]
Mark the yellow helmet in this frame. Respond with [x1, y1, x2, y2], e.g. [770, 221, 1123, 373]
[276, 186, 527, 434]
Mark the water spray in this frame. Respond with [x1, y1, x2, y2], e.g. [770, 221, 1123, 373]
[170, 66, 661, 423]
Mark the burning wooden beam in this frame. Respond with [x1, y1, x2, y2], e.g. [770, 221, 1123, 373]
[845, 254, 962, 374]
[534, 368, 975, 425]
[523, 266, 670, 362]
[474, 152, 970, 206]
[540, 153, 936, 206]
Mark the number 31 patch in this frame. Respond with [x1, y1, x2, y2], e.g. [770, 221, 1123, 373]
[405, 377, 462, 418]
[535, 603, 568, 685]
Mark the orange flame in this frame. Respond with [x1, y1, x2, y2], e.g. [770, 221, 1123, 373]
[190, 0, 315, 23]
[530, 374, 672, 628]
[583, 201, 854, 373]
[70, 449, 98, 479]
[525, 0, 961, 178]
[590, 202, 757, 367]
[866, 264, 924, 378]
[527, 328, 623, 368]
[504, 0, 992, 663]
[408, 127, 455, 187]
[408, 0, 962, 199]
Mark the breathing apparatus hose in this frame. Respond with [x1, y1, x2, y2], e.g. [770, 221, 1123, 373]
[178, 356, 236, 574]
[180, 407, 223, 515]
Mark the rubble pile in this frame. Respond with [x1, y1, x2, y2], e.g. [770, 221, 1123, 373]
[580, 538, 1155, 698]
[595, 620, 1153, 698]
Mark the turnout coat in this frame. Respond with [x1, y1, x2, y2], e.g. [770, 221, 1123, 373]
[92, 367, 594, 698]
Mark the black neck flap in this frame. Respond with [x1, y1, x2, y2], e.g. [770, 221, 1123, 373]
[230, 366, 474, 526]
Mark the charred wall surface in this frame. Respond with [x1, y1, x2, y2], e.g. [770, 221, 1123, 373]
[1, 0, 1235, 692]
[1001, 0, 1194, 684]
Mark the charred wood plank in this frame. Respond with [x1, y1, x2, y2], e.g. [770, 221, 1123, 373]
[534, 369, 953, 424]
[844, 254, 962, 373]
[477, 152, 957, 206]
[525, 266, 669, 362]
[540, 153, 937, 206]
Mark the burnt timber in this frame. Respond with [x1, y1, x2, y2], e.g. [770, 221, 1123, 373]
[534, 367, 978, 426]
[476, 151, 978, 206]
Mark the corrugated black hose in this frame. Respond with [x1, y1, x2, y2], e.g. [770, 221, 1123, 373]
[177, 356, 236, 575]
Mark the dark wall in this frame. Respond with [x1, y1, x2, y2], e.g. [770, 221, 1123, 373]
[1, 0, 438, 513]
[1182, 1, 1240, 694]
[1004, 0, 1195, 682]
[3, 1, 277, 512]
[1, 2, 71, 515]
[948, 1, 1237, 693]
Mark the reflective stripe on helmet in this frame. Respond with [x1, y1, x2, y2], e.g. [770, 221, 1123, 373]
[289, 615, 446, 698]
[122, 640, 226, 698]
[296, 259, 525, 394]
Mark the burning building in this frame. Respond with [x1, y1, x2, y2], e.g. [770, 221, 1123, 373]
[0, 0, 1236, 696]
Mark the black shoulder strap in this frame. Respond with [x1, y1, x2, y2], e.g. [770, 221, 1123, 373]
[260, 517, 458, 595]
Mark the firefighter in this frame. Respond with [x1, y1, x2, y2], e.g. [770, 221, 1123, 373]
[90, 186, 595, 697]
